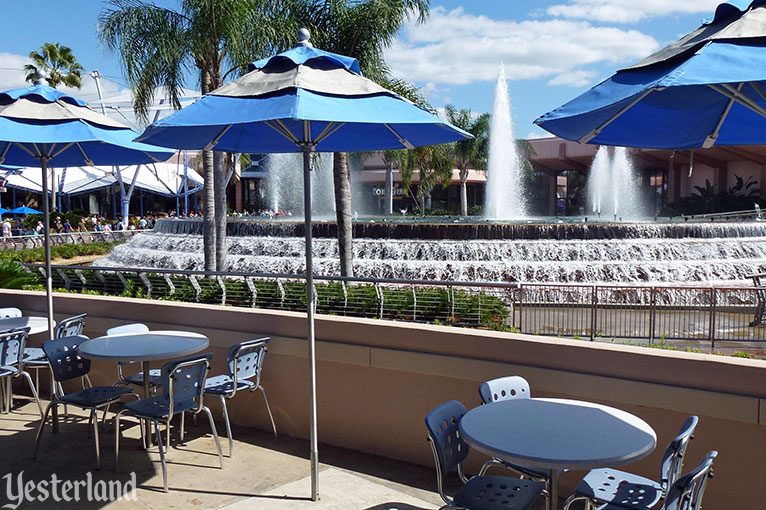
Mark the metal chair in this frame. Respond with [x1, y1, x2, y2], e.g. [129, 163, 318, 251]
[478, 376, 556, 509]
[33, 334, 137, 469]
[204, 337, 277, 457]
[425, 400, 544, 510]
[115, 353, 223, 492]
[564, 416, 698, 510]
[0, 327, 43, 416]
[0, 307, 22, 319]
[108, 323, 162, 392]
[597, 451, 717, 510]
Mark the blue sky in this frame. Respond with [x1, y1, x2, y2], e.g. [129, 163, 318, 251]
[0, 0, 722, 137]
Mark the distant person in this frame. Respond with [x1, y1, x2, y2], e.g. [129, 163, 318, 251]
[14, 217, 23, 235]
[138, 217, 147, 229]
[63, 219, 71, 233]
[35, 221, 44, 235]
[54, 217, 63, 233]
[2, 218, 11, 238]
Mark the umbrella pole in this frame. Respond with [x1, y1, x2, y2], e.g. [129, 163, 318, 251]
[302, 145, 319, 501]
[40, 156, 54, 340]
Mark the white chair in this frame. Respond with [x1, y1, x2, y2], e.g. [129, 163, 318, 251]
[108, 323, 162, 393]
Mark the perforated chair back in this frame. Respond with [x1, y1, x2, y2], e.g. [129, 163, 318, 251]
[0, 307, 22, 319]
[425, 400, 469, 478]
[659, 416, 698, 490]
[43, 335, 91, 382]
[663, 451, 716, 510]
[228, 337, 270, 386]
[0, 328, 30, 367]
[479, 376, 531, 404]
[55, 314, 86, 339]
[161, 353, 212, 416]
[106, 323, 149, 336]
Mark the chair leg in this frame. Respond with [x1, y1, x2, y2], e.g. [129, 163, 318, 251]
[180, 411, 185, 442]
[21, 371, 44, 417]
[5, 377, 11, 412]
[114, 409, 125, 471]
[219, 395, 233, 458]
[201, 406, 224, 469]
[91, 407, 101, 470]
[155, 419, 168, 493]
[258, 386, 278, 439]
[34, 402, 55, 460]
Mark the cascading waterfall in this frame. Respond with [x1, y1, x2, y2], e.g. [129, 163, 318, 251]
[263, 153, 335, 218]
[96, 219, 766, 286]
[587, 147, 645, 220]
[485, 64, 526, 219]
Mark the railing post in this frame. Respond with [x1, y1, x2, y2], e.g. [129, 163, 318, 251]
[374, 283, 383, 319]
[57, 269, 71, 290]
[188, 274, 201, 302]
[139, 272, 152, 297]
[709, 287, 717, 351]
[216, 275, 226, 305]
[341, 281, 348, 316]
[164, 274, 175, 297]
[245, 276, 257, 308]
[412, 284, 417, 321]
[517, 284, 523, 333]
[649, 286, 656, 342]
[590, 285, 598, 341]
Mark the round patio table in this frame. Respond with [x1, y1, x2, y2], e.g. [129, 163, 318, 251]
[0, 316, 53, 335]
[459, 398, 656, 510]
[80, 330, 209, 442]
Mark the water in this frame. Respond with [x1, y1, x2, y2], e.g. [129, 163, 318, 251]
[485, 64, 526, 219]
[263, 153, 335, 218]
[96, 219, 766, 286]
[587, 146, 645, 220]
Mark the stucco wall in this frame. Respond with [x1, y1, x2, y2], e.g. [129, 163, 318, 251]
[4, 289, 764, 509]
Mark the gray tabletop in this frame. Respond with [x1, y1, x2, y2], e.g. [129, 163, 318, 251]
[79, 330, 209, 362]
[0, 316, 53, 336]
[459, 398, 657, 471]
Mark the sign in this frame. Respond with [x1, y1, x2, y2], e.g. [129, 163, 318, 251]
[372, 186, 406, 197]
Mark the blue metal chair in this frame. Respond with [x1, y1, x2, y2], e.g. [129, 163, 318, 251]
[425, 400, 544, 510]
[108, 323, 163, 392]
[478, 376, 557, 510]
[564, 416, 698, 510]
[204, 337, 276, 457]
[115, 353, 223, 492]
[33, 334, 136, 469]
[0, 327, 43, 416]
[596, 451, 717, 510]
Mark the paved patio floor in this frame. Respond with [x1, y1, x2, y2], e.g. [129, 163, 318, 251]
[0, 397, 455, 509]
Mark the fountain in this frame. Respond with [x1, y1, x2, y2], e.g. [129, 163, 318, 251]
[96, 219, 766, 286]
[263, 153, 335, 217]
[484, 64, 527, 219]
[587, 146, 645, 220]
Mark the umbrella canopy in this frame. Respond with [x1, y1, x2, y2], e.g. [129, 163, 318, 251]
[0, 79, 173, 338]
[535, 0, 766, 149]
[138, 30, 470, 500]
[8, 206, 41, 215]
[0, 208, 9, 216]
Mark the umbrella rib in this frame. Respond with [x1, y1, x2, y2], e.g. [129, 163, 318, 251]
[709, 84, 766, 117]
[704, 83, 741, 148]
[73, 143, 95, 165]
[383, 124, 415, 149]
[203, 125, 233, 151]
[720, 83, 766, 115]
[314, 122, 346, 145]
[15, 142, 39, 159]
[750, 82, 766, 102]
[0, 142, 11, 164]
[265, 120, 301, 145]
[578, 89, 654, 144]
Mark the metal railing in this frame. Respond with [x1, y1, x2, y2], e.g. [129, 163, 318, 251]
[0, 230, 138, 250]
[22, 263, 766, 349]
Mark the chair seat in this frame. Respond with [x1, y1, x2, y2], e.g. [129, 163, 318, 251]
[23, 348, 48, 366]
[124, 394, 198, 419]
[123, 369, 163, 386]
[203, 374, 255, 395]
[60, 386, 133, 407]
[574, 468, 662, 509]
[0, 366, 15, 377]
[453, 475, 544, 510]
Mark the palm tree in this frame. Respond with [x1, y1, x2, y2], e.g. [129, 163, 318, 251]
[99, 0, 290, 272]
[444, 105, 489, 216]
[398, 144, 453, 216]
[24, 43, 83, 89]
[292, 0, 431, 277]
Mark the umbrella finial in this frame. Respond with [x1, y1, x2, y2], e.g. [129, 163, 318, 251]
[33, 70, 47, 86]
[297, 28, 313, 47]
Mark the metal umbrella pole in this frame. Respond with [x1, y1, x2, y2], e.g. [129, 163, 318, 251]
[39, 152, 54, 340]
[301, 137, 319, 501]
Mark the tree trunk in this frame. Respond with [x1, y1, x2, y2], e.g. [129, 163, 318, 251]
[333, 152, 353, 277]
[384, 160, 394, 215]
[214, 151, 227, 271]
[202, 149, 216, 272]
[460, 168, 469, 216]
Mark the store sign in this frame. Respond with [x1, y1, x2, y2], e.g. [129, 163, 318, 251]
[372, 187, 406, 197]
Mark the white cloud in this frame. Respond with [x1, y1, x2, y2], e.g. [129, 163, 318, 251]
[548, 69, 599, 87]
[526, 130, 552, 140]
[547, 0, 721, 23]
[386, 7, 658, 86]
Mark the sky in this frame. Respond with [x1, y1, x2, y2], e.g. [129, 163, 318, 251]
[0, 0, 724, 138]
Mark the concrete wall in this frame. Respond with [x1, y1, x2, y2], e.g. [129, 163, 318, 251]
[5, 289, 765, 509]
